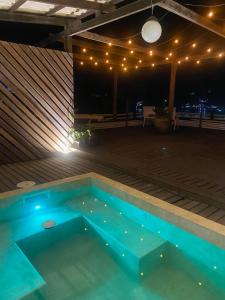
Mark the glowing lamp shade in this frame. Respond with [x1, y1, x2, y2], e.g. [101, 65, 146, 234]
[141, 18, 162, 43]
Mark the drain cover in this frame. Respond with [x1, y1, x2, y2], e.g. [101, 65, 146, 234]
[42, 220, 56, 229]
[17, 181, 36, 189]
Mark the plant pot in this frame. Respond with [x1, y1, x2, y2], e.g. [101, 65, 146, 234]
[79, 133, 96, 148]
[154, 117, 170, 133]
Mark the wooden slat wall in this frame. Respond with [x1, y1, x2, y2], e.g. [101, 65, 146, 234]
[0, 41, 74, 165]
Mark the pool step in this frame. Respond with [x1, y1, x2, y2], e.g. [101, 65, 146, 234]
[87, 218, 168, 279]
[0, 243, 45, 300]
[68, 196, 168, 278]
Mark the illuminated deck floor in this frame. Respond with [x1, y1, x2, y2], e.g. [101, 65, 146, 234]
[0, 149, 225, 227]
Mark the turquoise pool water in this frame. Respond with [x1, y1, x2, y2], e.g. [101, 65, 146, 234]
[1, 178, 225, 299]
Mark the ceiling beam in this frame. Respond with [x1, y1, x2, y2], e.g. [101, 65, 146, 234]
[0, 10, 70, 26]
[77, 31, 165, 57]
[157, 0, 225, 39]
[9, 0, 27, 12]
[35, 0, 115, 13]
[37, 0, 161, 46]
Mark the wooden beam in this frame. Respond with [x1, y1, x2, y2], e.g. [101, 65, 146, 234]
[9, 0, 27, 12]
[38, 0, 161, 46]
[35, 0, 115, 12]
[168, 62, 177, 123]
[0, 11, 69, 26]
[64, 26, 73, 52]
[113, 70, 118, 119]
[157, 0, 225, 39]
[77, 31, 165, 58]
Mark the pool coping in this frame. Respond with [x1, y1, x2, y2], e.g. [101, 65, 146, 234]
[1, 172, 225, 249]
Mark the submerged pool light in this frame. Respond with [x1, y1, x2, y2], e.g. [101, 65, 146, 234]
[34, 204, 41, 210]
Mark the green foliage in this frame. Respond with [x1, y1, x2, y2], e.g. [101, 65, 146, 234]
[69, 123, 92, 142]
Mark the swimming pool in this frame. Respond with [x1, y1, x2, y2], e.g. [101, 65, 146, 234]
[1, 172, 225, 299]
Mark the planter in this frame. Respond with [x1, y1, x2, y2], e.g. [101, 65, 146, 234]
[154, 117, 170, 133]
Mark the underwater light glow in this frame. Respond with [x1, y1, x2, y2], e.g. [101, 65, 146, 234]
[34, 205, 41, 210]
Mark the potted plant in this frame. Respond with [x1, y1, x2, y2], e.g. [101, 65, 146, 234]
[69, 123, 95, 149]
[154, 106, 170, 133]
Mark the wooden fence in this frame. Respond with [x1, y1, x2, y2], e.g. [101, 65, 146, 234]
[0, 41, 74, 165]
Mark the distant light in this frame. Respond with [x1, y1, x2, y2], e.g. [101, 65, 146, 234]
[135, 65, 138, 69]
[80, 61, 84, 66]
[174, 39, 179, 44]
[105, 52, 109, 56]
[208, 11, 214, 18]
[207, 48, 212, 53]
[82, 48, 87, 53]
[178, 60, 181, 64]
[89, 56, 93, 60]
[130, 50, 134, 54]
[196, 60, 200, 64]
[140, 272, 144, 276]
[218, 52, 223, 58]
[185, 56, 189, 61]
[149, 50, 153, 56]
[123, 57, 127, 61]
[128, 40, 132, 44]
[124, 67, 127, 71]
[139, 59, 142, 63]
[192, 43, 196, 48]
[151, 63, 155, 67]
[165, 57, 169, 61]
[108, 42, 112, 46]
[35, 204, 41, 210]
[121, 63, 124, 67]
[198, 282, 202, 286]
[94, 62, 98, 66]
[105, 59, 109, 64]
[109, 66, 113, 70]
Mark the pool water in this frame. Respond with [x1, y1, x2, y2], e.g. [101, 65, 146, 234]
[1, 178, 225, 299]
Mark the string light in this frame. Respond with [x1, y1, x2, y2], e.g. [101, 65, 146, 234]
[169, 52, 173, 56]
[152, 63, 155, 67]
[196, 60, 200, 64]
[108, 42, 112, 46]
[218, 52, 223, 57]
[185, 56, 189, 60]
[128, 40, 132, 44]
[124, 67, 127, 71]
[207, 48, 212, 53]
[178, 60, 181, 64]
[123, 57, 127, 61]
[174, 39, 179, 44]
[82, 48, 87, 53]
[105, 52, 109, 56]
[135, 65, 139, 69]
[89, 56, 93, 60]
[208, 11, 214, 18]
[139, 59, 142, 63]
[192, 43, 196, 48]
[121, 63, 124, 67]
[130, 50, 134, 54]
[94, 62, 98, 66]
[165, 57, 169, 60]
[80, 61, 84, 65]
[105, 59, 109, 64]
[149, 50, 153, 56]
[109, 66, 113, 70]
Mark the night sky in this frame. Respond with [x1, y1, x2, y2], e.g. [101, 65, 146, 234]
[1, 0, 225, 113]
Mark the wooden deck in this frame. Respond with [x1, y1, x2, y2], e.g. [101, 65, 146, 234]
[1, 153, 225, 226]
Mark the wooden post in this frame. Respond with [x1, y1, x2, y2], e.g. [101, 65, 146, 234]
[64, 26, 73, 53]
[125, 97, 129, 127]
[168, 62, 177, 126]
[113, 69, 118, 120]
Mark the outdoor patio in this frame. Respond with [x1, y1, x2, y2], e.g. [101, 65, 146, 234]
[1, 126, 225, 228]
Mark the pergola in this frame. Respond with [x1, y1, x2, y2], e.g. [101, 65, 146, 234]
[1, 0, 225, 121]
